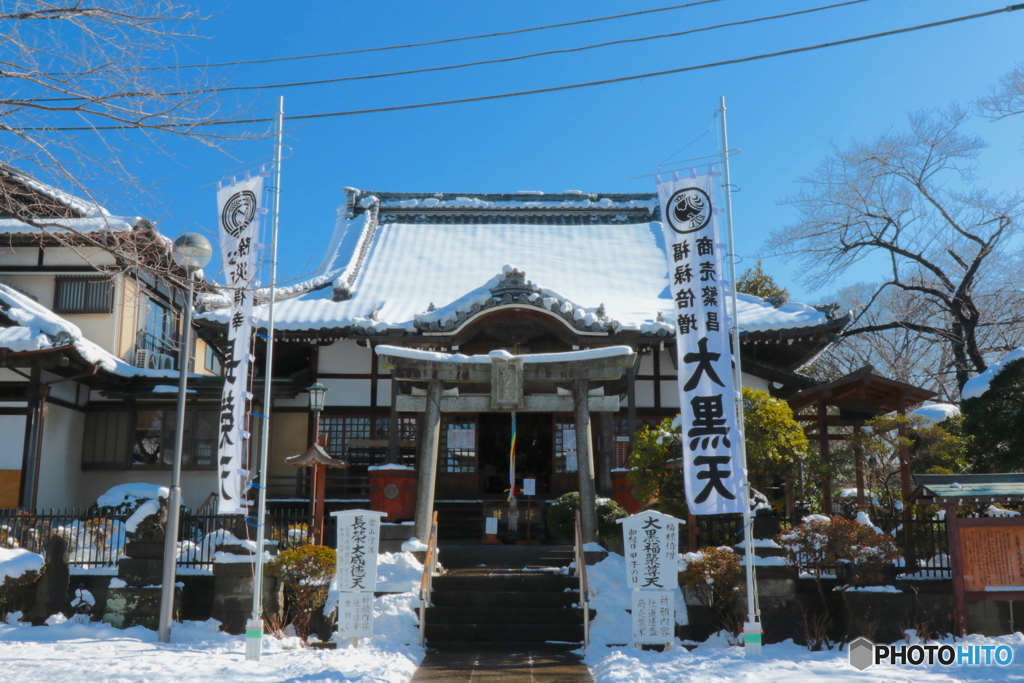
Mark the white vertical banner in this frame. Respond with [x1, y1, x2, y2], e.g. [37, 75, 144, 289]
[216, 175, 263, 514]
[656, 170, 744, 515]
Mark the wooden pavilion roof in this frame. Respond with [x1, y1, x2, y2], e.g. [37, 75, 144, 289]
[788, 365, 936, 417]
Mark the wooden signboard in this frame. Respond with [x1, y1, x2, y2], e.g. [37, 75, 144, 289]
[336, 592, 375, 639]
[332, 509, 387, 592]
[947, 513, 1024, 636]
[617, 511, 682, 591]
[959, 524, 1024, 593]
[632, 590, 674, 645]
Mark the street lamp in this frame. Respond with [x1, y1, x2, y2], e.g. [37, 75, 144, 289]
[158, 233, 212, 644]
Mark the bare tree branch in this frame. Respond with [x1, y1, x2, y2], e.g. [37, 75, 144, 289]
[765, 106, 1024, 393]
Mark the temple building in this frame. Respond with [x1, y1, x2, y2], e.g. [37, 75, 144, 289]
[0, 178, 849, 531]
[199, 188, 849, 536]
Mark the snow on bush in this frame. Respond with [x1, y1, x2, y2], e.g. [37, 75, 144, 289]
[0, 548, 43, 581]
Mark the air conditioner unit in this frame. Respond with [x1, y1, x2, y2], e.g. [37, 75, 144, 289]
[151, 353, 175, 370]
[134, 349, 152, 369]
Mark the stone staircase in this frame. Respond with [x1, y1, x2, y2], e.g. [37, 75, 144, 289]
[422, 544, 588, 648]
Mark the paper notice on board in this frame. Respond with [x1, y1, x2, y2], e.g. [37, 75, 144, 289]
[523, 478, 536, 496]
[485, 516, 498, 535]
[566, 451, 578, 472]
[563, 429, 577, 451]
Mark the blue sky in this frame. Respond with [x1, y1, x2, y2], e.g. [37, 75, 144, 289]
[79, 0, 1024, 303]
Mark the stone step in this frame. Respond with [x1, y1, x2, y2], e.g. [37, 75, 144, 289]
[426, 606, 585, 625]
[424, 622, 584, 644]
[431, 590, 579, 609]
[438, 544, 575, 569]
[432, 573, 577, 593]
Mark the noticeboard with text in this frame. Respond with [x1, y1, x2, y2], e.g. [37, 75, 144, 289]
[960, 524, 1024, 593]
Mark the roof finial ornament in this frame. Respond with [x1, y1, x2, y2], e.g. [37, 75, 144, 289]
[426, 302, 435, 312]
[369, 304, 381, 321]
[596, 303, 606, 320]
[656, 311, 665, 323]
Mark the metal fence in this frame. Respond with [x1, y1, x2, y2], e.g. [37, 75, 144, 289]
[690, 512, 951, 578]
[0, 507, 317, 571]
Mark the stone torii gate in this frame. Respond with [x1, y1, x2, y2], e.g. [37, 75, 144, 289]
[375, 345, 636, 544]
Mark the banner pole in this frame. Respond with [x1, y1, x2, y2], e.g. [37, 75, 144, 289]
[718, 95, 761, 658]
[247, 95, 284, 662]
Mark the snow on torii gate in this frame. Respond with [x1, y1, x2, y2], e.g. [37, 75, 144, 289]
[374, 345, 636, 544]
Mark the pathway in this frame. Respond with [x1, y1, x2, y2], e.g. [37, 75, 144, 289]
[411, 645, 594, 683]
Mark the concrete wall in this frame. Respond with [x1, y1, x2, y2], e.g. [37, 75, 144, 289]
[319, 339, 372, 373]
[35, 404, 84, 508]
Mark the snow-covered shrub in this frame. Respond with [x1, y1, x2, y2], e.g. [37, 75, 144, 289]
[778, 515, 900, 649]
[0, 548, 43, 618]
[777, 515, 899, 586]
[678, 546, 742, 639]
[266, 544, 336, 638]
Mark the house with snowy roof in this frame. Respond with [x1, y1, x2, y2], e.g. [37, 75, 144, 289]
[0, 165, 220, 509]
[195, 187, 850, 530]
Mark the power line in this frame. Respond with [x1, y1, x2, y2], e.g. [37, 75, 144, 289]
[25, 0, 868, 103]
[77, 0, 728, 74]
[20, 4, 1024, 132]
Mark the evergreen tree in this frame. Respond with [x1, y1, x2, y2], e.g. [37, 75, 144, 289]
[736, 260, 789, 301]
[962, 358, 1024, 472]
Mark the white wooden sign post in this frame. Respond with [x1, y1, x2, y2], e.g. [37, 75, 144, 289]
[617, 510, 682, 649]
[331, 509, 387, 644]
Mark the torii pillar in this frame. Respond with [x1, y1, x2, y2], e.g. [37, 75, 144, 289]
[378, 346, 635, 546]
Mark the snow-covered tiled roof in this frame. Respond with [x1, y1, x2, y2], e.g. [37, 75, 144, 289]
[0, 163, 137, 235]
[202, 188, 847, 339]
[0, 282, 176, 378]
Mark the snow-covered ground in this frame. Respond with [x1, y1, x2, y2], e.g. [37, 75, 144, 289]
[2, 549, 1022, 682]
[585, 633, 1024, 683]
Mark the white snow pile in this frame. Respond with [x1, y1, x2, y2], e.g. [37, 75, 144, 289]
[400, 537, 428, 553]
[95, 483, 169, 509]
[985, 505, 1020, 518]
[585, 553, 687, 648]
[962, 346, 1024, 399]
[855, 511, 884, 534]
[375, 551, 425, 593]
[0, 548, 43, 581]
[911, 403, 961, 424]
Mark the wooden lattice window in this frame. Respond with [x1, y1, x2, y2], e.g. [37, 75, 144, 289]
[54, 275, 113, 314]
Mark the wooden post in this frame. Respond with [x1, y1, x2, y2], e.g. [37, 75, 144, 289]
[853, 425, 866, 512]
[945, 502, 967, 637]
[19, 365, 46, 510]
[818, 400, 831, 514]
[898, 401, 916, 571]
[626, 361, 637, 455]
[386, 379, 400, 465]
[311, 463, 327, 545]
[688, 512, 699, 552]
[573, 378, 599, 545]
[413, 379, 443, 542]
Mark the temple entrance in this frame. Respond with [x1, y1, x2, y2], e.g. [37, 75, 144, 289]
[478, 413, 553, 496]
